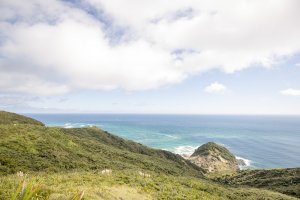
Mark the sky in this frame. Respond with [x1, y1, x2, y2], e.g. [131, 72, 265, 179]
[0, 0, 300, 114]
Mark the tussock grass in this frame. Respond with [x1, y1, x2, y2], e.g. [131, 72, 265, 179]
[1, 170, 298, 200]
[9, 176, 50, 200]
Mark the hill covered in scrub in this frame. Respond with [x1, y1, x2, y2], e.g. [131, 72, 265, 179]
[0, 111, 299, 199]
[215, 168, 300, 198]
[0, 111, 44, 126]
[0, 119, 203, 177]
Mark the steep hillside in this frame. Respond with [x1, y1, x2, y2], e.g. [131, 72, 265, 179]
[215, 168, 300, 198]
[0, 111, 44, 126]
[0, 124, 203, 177]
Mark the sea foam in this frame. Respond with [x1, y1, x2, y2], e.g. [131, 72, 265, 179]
[236, 156, 252, 169]
[173, 145, 198, 156]
[64, 123, 73, 128]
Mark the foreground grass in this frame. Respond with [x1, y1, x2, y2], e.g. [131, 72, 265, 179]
[0, 170, 298, 200]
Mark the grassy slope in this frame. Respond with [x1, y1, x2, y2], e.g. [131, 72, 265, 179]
[0, 171, 298, 200]
[0, 111, 44, 126]
[0, 124, 203, 177]
[0, 112, 298, 199]
[215, 168, 300, 198]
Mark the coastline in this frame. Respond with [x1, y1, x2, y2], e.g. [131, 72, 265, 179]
[26, 114, 300, 169]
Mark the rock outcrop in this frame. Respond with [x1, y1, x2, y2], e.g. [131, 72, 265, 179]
[187, 142, 239, 173]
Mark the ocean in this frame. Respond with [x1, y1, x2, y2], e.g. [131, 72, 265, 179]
[27, 114, 300, 169]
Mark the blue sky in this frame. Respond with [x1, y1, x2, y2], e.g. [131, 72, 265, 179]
[0, 0, 300, 114]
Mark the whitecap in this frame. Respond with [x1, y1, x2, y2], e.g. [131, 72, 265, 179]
[236, 156, 252, 169]
[87, 124, 96, 127]
[64, 123, 73, 128]
[163, 134, 179, 139]
[173, 145, 198, 156]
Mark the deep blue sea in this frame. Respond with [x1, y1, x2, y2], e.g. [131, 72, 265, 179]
[27, 114, 300, 169]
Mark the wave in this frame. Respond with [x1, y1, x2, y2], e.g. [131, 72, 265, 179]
[173, 145, 198, 156]
[63, 123, 97, 128]
[163, 134, 179, 139]
[236, 156, 253, 169]
[64, 123, 73, 128]
[89, 124, 98, 127]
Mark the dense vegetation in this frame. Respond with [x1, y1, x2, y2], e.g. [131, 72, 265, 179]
[215, 168, 300, 198]
[0, 111, 299, 199]
[0, 124, 203, 177]
[0, 111, 44, 126]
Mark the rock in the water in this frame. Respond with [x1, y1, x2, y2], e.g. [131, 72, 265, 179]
[237, 158, 246, 166]
[187, 142, 239, 173]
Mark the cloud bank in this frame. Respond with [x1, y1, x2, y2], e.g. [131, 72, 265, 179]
[280, 89, 300, 96]
[1, 0, 300, 95]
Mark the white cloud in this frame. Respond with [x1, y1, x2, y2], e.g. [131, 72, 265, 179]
[295, 63, 300, 67]
[0, 0, 300, 95]
[204, 82, 227, 93]
[280, 88, 300, 96]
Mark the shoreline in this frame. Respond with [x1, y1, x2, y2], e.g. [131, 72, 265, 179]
[27, 119, 299, 170]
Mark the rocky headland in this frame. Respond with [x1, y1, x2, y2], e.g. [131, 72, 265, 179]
[185, 142, 239, 173]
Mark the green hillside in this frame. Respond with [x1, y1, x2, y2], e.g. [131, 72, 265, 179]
[0, 111, 44, 126]
[1, 171, 298, 200]
[0, 112, 298, 199]
[215, 168, 300, 198]
[0, 124, 203, 177]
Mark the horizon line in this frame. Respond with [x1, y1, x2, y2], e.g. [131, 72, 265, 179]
[22, 112, 300, 116]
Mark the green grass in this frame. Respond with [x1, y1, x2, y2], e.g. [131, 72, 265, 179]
[9, 176, 51, 200]
[0, 171, 298, 200]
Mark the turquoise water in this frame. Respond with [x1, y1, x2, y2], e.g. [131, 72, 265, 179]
[28, 114, 300, 169]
